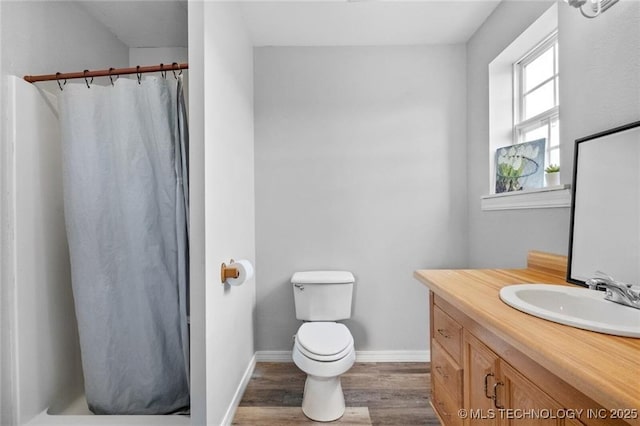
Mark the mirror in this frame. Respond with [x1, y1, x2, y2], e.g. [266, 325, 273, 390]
[568, 121, 640, 286]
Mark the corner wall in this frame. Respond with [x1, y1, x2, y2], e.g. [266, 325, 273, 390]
[254, 45, 468, 353]
[465, 1, 569, 269]
[201, 3, 256, 424]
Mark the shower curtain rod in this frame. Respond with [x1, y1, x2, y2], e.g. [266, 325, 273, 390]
[23, 62, 188, 83]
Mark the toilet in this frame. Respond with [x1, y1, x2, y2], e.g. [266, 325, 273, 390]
[291, 271, 356, 422]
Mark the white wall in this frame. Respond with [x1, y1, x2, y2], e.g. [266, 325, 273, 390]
[201, 3, 256, 424]
[0, 2, 129, 424]
[0, 2, 5, 421]
[465, 0, 640, 269]
[559, 0, 640, 176]
[187, 3, 206, 423]
[254, 45, 467, 353]
[9, 77, 85, 424]
[0, 1, 128, 78]
[465, 1, 570, 269]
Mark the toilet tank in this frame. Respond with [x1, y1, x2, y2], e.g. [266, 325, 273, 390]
[292, 271, 355, 321]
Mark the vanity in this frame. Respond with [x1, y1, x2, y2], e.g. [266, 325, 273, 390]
[415, 251, 640, 426]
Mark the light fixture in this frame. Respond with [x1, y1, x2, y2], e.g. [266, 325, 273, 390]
[564, 0, 619, 18]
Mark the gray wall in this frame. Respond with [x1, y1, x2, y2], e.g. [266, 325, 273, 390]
[254, 46, 467, 352]
[466, 0, 640, 269]
[559, 0, 640, 177]
[466, 1, 570, 269]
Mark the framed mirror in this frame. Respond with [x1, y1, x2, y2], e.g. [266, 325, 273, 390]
[567, 120, 640, 287]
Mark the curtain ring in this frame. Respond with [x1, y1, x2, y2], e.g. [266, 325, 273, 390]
[160, 63, 166, 79]
[108, 67, 118, 86]
[56, 72, 67, 91]
[83, 70, 93, 89]
[172, 62, 179, 79]
[136, 65, 142, 84]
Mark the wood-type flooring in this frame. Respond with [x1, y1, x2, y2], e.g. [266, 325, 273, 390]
[233, 362, 439, 425]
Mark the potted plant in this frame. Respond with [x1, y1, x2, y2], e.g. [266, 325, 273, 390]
[545, 164, 560, 187]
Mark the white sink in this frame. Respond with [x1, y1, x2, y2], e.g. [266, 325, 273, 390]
[499, 284, 640, 338]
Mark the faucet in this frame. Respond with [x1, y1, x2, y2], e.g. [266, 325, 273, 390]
[585, 272, 640, 310]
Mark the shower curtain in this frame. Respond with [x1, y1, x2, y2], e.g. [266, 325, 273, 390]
[57, 76, 190, 415]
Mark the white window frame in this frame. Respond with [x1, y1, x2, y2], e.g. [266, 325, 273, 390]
[513, 32, 559, 166]
[484, 3, 570, 210]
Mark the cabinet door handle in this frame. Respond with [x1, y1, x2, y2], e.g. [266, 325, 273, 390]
[483, 372, 494, 399]
[435, 365, 448, 379]
[492, 381, 504, 409]
[437, 328, 450, 338]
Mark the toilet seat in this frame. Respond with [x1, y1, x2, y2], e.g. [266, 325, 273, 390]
[295, 322, 354, 362]
[295, 339, 353, 362]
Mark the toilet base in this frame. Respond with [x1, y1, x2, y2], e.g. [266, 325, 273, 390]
[301, 375, 345, 422]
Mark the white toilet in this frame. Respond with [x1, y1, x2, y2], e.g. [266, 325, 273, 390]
[291, 270, 356, 422]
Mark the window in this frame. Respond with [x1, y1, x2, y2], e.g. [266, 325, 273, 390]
[513, 33, 559, 167]
[484, 4, 569, 210]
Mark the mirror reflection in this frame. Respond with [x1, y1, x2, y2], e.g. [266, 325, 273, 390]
[568, 121, 640, 286]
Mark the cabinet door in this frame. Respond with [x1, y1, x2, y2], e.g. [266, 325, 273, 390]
[463, 331, 500, 425]
[498, 361, 565, 426]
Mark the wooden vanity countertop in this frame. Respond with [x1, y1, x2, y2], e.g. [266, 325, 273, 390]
[414, 251, 640, 420]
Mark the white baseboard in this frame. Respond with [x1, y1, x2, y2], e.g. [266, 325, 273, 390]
[356, 350, 430, 362]
[256, 350, 430, 363]
[221, 353, 256, 426]
[255, 350, 293, 362]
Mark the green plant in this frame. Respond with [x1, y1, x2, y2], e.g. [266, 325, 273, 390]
[545, 164, 560, 173]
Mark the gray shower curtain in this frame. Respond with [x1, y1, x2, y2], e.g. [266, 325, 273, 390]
[58, 76, 190, 415]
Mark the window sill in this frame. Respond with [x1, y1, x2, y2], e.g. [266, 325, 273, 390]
[480, 185, 571, 211]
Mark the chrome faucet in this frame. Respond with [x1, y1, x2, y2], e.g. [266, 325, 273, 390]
[585, 272, 640, 310]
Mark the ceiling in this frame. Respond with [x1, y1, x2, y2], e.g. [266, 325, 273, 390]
[241, 1, 501, 46]
[78, 1, 501, 48]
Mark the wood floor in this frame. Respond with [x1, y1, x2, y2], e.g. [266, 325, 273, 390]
[233, 362, 440, 425]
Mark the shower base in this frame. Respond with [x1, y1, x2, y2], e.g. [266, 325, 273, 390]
[26, 395, 190, 425]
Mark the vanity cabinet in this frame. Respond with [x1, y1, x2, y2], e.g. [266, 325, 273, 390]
[463, 330, 500, 425]
[431, 304, 464, 425]
[499, 359, 569, 426]
[463, 330, 566, 426]
[428, 291, 627, 426]
[418, 252, 639, 426]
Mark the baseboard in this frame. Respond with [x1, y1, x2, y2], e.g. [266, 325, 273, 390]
[355, 350, 430, 362]
[255, 350, 293, 362]
[256, 350, 430, 363]
[221, 353, 256, 426]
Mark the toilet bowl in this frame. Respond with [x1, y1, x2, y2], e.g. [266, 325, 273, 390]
[292, 322, 356, 422]
[291, 270, 356, 421]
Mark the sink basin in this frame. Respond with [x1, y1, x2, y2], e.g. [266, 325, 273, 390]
[499, 284, 640, 338]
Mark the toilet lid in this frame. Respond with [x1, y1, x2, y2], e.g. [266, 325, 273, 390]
[296, 322, 353, 356]
[291, 271, 355, 284]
